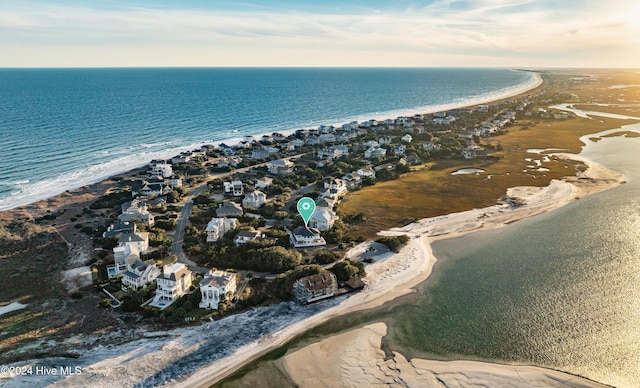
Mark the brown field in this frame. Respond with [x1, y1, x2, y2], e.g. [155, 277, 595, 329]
[338, 116, 637, 239]
[601, 130, 640, 138]
[572, 104, 640, 117]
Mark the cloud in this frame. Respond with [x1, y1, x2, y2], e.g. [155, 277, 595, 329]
[0, 0, 638, 67]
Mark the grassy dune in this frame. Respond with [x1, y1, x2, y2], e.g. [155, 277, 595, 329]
[338, 116, 637, 239]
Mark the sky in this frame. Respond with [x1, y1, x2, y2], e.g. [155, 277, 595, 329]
[1, 0, 639, 68]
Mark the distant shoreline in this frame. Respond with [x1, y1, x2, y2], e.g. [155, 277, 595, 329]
[0, 69, 542, 212]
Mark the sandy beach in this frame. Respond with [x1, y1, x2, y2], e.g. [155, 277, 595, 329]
[281, 322, 607, 388]
[178, 152, 624, 387]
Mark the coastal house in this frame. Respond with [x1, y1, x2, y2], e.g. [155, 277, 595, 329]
[341, 121, 358, 131]
[273, 132, 287, 142]
[322, 178, 348, 197]
[121, 259, 160, 290]
[205, 217, 238, 243]
[309, 209, 338, 231]
[318, 125, 335, 133]
[289, 139, 305, 148]
[401, 134, 413, 143]
[393, 144, 406, 155]
[315, 196, 336, 211]
[242, 190, 267, 209]
[217, 156, 242, 168]
[234, 230, 263, 246]
[267, 159, 294, 175]
[216, 201, 243, 218]
[434, 116, 456, 125]
[149, 160, 173, 178]
[151, 263, 193, 309]
[318, 134, 337, 143]
[405, 154, 422, 165]
[219, 144, 236, 156]
[305, 136, 321, 145]
[433, 111, 447, 118]
[119, 199, 155, 226]
[199, 270, 238, 310]
[422, 141, 441, 152]
[357, 166, 376, 179]
[378, 136, 393, 145]
[341, 173, 362, 188]
[293, 272, 338, 304]
[364, 147, 387, 159]
[171, 152, 192, 164]
[109, 244, 141, 278]
[103, 221, 136, 238]
[317, 145, 349, 160]
[223, 180, 244, 197]
[255, 176, 273, 189]
[462, 145, 488, 160]
[250, 149, 271, 160]
[138, 181, 172, 197]
[289, 226, 326, 248]
[117, 231, 149, 253]
[166, 175, 183, 188]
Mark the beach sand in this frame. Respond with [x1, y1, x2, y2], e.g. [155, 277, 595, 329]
[281, 322, 607, 388]
[178, 153, 624, 387]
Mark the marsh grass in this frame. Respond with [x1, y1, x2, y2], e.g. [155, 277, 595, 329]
[339, 116, 637, 239]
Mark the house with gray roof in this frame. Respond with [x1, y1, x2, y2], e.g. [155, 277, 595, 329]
[289, 226, 326, 248]
[216, 201, 243, 217]
[121, 259, 160, 290]
[150, 263, 193, 309]
[199, 270, 237, 309]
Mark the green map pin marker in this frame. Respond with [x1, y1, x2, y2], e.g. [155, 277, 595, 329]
[297, 197, 316, 226]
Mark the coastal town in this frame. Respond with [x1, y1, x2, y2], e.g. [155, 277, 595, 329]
[3, 70, 639, 387]
[13, 70, 592, 326]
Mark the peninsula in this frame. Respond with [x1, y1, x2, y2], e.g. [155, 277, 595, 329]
[1, 69, 639, 387]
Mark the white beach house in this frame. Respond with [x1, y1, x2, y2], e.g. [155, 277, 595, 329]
[199, 271, 237, 310]
[151, 263, 193, 309]
[205, 217, 238, 243]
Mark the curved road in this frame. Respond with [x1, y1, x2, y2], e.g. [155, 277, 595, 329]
[170, 153, 308, 274]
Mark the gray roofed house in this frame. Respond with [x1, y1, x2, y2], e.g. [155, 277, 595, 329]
[234, 230, 262, 246]
[121, 259, 160, 290]
[216, 201, 244, 217]
[289, 226, 326, 248]
[103, 221, 136, 238]
[199, 270, 238, 309]
[150, 263, 193, 309]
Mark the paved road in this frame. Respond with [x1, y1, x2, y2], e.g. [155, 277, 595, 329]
[283, 183, 318, 212]
[171, 183, 210, 274]
[169, 152, 309, 274]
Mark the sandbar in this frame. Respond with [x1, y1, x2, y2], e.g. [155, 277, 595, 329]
[179, 153, 623, 387]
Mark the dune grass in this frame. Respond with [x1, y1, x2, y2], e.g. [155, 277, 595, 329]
[338, 116, 637, 239]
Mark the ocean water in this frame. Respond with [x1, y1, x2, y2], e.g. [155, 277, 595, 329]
[0, 68, 537, 210]
[387, 120, 640, 387]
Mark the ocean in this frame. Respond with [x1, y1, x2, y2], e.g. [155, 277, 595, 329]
[0, 68, 537, 211]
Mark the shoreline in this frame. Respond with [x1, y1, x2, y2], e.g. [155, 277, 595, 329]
[179, 152, 624, 387]
[281, 323, 608, 388]
[0, 70, 542, 212]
